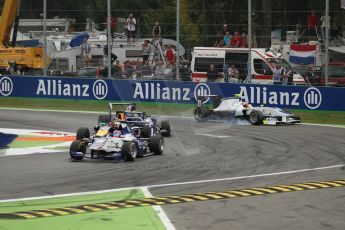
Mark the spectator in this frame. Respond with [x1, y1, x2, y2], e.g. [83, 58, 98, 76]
[125, 13, 137, 44]
[223, 24, 229, 35]
[142, 40, 152, 65]
[273, 64, 286, 85]
[109, 16, 116, 42]
[81, 37, 92, 67]
[164, 44, 176, 66]
[103, 46, 117, 65]
[228, 64, 240, 83]
[303, 64, 314, 86]
[124, 61, 135, 78]
[320, 14, 331, 42]
[230, 31, 241, 47]
[223, 31, 232, 47]
[216, 24, 229, 47]
[240, 32, 248, 48]
[152, 21, 162, 46]
[307, 10, 320, 39]
[214, 33, 224, 47]
[207, 63, 220, 82]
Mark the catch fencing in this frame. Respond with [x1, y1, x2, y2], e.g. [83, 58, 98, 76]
[3, 0, 345, 86]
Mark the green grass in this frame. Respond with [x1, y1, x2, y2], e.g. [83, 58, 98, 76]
[1, 97, 345, 125]
[0, 189, 166, 230]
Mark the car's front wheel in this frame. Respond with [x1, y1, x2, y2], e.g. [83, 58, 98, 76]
[149, 135, 164, 155]
[122, 142, 137, 161]
[194, 108, 208, 122]
[69, 140, 86, 160]
[248, 110, 264, 125]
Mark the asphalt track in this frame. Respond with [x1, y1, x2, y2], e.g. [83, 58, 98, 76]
[0, 109, 345, 229]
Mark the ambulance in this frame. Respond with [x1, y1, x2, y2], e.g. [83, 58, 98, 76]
[191, 47, 305, 85]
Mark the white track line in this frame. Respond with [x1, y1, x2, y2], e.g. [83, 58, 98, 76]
[1, 164, 343, 203]
[141, 187, 176, 230]
[195, 133, 232, 138]
[1, 107, 344, 128]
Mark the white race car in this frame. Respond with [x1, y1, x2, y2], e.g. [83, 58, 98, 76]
[194, 95, 301, 125]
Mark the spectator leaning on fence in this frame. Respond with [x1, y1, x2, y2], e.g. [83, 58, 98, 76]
[223, 31, 232, 47]
[230, 31, 241, 48]
[273, 64, 285, 85]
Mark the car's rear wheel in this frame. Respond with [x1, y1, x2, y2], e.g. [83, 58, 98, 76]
[160, 120, 171, 136]
[142, 126, 151, 138]
[69, 140, 86, 160]
[76, 127, 90, 140]
[149, 135, 164, 155]
[194, 108, 208, 122]
[122, 142, 137, 161]
[248, 110, 264, 125]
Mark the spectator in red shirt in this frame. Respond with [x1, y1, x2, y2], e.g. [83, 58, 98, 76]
[308, 10, 320, 29]
[164, 45, 176, 65]
[307, 10, 320, 40]
[230, 31, 241, 47]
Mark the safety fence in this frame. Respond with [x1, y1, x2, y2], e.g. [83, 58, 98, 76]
[1, 0, 344, 86]
[1, 76, 345, 111]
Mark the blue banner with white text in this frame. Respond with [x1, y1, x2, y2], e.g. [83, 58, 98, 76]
[1, 75, 345, 111]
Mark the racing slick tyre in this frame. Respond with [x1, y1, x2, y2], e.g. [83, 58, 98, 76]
[194, 108, 208, 122]
[122, 142, 137, 161]
[69, 140, 86, 160]
[76, 127, 90, 140]
[149, 135, 164, 155]
[142, 126, 151, 138]
[248, 110, 264, 125]
[98, 115, 111, 124]
[160, 120, 171, 137]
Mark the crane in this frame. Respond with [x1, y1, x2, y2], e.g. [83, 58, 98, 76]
[0, 0, 49, 74]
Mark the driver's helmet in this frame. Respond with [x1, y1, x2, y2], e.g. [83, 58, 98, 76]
[117, 112, 126, 121]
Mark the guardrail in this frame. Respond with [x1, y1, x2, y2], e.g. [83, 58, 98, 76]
[1, 75, 344, 111]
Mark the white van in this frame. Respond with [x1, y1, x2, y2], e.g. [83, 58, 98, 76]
[191, 47, 305, 85]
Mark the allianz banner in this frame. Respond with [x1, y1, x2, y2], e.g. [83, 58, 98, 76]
[1, 75, 345, 111]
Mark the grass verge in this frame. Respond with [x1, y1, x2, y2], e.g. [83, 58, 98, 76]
[0, 189, 165, 230]
[1, 97, 345, 125]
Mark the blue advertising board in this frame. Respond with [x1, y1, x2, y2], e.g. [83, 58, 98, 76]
[1, 75, 345, 111]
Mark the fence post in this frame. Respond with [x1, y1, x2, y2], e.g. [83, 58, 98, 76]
[176, 0, 180, 80]
[325, 0, 329, 86]
[247, 0, 252, 83]
[107, 0, 111, 78]
[43, 0, 47, 77]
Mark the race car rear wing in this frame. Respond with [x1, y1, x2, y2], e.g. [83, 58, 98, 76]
[108, 103, 136, 111]
[108, 103, 137, 119]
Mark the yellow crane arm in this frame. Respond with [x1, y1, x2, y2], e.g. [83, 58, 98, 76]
[0, 0, 20, 46]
